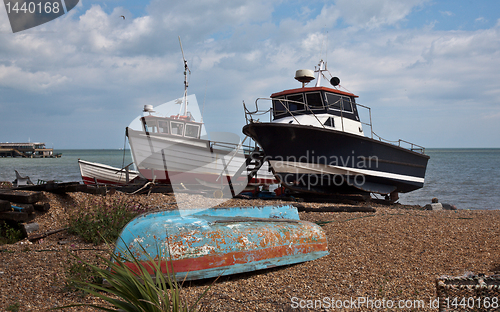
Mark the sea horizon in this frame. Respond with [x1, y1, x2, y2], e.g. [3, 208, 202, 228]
[1, 148, 499, 210]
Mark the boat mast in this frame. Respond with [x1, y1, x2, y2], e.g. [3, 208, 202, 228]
[179, 36, 191, 117]
[315, 60, 326, 87]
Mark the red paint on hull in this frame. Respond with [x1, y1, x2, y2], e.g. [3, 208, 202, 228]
[123, 242, 327, 276]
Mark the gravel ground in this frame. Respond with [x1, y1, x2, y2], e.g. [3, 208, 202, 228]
[1, 191, 499, 311]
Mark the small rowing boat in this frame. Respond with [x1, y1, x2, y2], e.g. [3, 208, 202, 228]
[114, 205, 328, 281]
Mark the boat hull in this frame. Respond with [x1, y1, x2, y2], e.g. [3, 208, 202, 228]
[126, 127, 277, 187]
[243, 123, 429, 195]
[78, 159, 140, 185]
[114, 205, 328, 281]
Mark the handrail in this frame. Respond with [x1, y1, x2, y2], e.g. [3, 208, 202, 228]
[243, 98, 426, 154]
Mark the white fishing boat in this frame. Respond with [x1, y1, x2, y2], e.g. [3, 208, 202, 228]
[126, 41, 276, 195]
[78, 159, 140, 186]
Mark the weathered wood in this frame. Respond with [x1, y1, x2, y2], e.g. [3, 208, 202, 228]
[0, 190, 42, 204]
[11, 203, 35, 214]
[33, 202, 50, 212]
[296, 206, 376, 213]
[0, 211, 29, 222]
[28, 227, 68, 242]
[0, 199, 11, 212]
[20, 222, 39, 236]
[15, 181, 87, 193]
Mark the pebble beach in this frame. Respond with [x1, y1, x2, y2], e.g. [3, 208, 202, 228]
[1, 191, 499, 311]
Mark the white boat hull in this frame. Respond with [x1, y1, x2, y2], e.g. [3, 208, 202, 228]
[126, 128, 276, 188]
[78, 159, 140, 185]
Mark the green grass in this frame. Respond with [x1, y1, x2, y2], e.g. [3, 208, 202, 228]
[67, 196, 148, 245]
[0, 222, 23, 245]
[58, 241, 209, 312]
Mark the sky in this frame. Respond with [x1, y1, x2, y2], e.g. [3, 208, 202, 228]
[0, 0, 500, 149]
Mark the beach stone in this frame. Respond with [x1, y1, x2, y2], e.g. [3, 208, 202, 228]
[432, 197, 439, 203]
[442, 203, 457, 210]
[424, 203, 443, 211]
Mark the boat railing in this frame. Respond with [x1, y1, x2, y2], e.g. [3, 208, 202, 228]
[244, 98, 426, 154]
[245, 98, 326, 129]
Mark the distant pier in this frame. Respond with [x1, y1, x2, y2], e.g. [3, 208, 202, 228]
[0, 142, 61, 158]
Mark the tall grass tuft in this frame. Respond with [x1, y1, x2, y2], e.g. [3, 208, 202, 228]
[68, 196, 148, 245]
[58, 241, 209, 312]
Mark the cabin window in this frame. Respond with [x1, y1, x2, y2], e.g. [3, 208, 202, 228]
[324, 117, 335, 128]
[273, 97, 286, 114]
[325, 93, 342, 110]
[286, 94, 305, 111]
[143, 118, 158, 133]
[306, 92, 323, 108]
[170, 121, 184, 136]
[158, 121, 169, 134]
[185, 124, 200, 138]
[342, 97, 353, 112]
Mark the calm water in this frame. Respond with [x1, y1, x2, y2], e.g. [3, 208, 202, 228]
[0, 149, 134, 185]
[398, 148, 500, 210]
[0, 149, 498, 210]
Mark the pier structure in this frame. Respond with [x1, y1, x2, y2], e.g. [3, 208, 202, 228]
[0, 142, 59, 158]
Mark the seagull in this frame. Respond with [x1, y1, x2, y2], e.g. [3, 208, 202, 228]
[120, 15, 125, 20]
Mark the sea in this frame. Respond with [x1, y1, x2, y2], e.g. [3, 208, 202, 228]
[0, 149, 499, 210]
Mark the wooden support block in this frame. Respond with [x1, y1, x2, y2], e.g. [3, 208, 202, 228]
[0, 211, 29, 222]
[0, 190, 42, 204]
[0, 199, 11, 212]
[33, 202, 50, 212]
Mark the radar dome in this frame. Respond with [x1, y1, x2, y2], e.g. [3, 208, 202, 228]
[295, 69, 315, 84]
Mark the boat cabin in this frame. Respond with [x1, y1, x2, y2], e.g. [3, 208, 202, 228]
[141, 115, 202, 139]
[270, 86, 364, 136]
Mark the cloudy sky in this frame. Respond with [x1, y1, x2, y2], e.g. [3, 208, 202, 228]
[1, 0, 499, 149]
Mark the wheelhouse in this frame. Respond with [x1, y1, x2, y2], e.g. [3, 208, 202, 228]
[270, 86, 361, 123]
[141, 115, 202, 139]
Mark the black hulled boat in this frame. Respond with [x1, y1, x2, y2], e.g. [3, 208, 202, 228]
[242, 61, 429, 200]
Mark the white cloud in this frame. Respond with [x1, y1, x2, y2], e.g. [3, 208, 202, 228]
[334, 0, 430, 29]
[0, 0, 499, 147]
[440, 11, 454, 17]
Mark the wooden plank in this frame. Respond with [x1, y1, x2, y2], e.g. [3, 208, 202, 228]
[0, 190, 42, 204]
[296, 205, 376, 213]
[28, 227, 68, 242]
[33, 202, 50, 212]
[0, 199, 11, 212]
[14, 182, 87, 193]
[0, 211, 29, 222]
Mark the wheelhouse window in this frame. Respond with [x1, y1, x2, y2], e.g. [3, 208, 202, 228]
[143, 118, 158, 133]
[325, 92, 354, 113]
[185, 124, 200, 138]
[342, 97, 353, 113]
[170, 121, 184, 136]
[306, 92, 323, 108]
[273, 97, 286, 115]
[158, 120, 169, 134]
[325, 93, 342, 110]
[286, 94, 305, 111]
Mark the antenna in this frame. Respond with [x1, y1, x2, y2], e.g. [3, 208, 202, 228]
[179, 36, 191, 116]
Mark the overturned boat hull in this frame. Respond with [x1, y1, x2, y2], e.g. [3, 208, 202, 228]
[114, 205, 328, 281]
